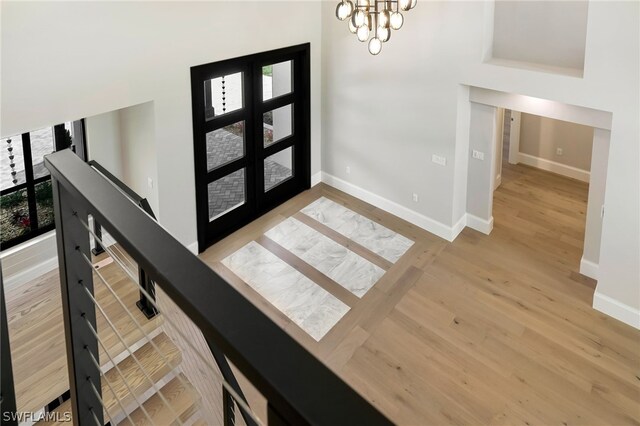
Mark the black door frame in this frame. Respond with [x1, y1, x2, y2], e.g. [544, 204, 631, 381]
[191, 43, 311, 252]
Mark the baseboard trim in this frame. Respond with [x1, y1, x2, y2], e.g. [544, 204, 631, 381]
[320, 172, 458, 241]
[494, 174, 502, 190]
[518, 152, 590, 183]
[311, 172, 322, 187]
[1, 225, 121, 288]
[1, 231, 58, 288]
[451, 215, 467, 240]
[186, 241, 199, 255]
[3, 256, 58, 288]
[466, 214, 494, 235]
[593, 290, 640, 329]
[580, 256, 599, 280]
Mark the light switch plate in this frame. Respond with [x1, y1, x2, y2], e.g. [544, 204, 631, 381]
[472, 150, 485, 160]
[432, 154, 447, 166]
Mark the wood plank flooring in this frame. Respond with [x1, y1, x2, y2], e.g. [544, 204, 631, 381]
[6, 160, 640, 424]
[200, 163, 640, 425]
[5, 249, 163, 414]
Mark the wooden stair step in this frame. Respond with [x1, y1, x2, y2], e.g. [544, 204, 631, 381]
[120, 373, 200, 426]
[8, 260, 163, 415]
[36, 332, 181, 425]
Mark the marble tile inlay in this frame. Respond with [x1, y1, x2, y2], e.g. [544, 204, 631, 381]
[221, 241, 349, 341]
[301, 197, 414, 263]
[266, 217, 385, 298]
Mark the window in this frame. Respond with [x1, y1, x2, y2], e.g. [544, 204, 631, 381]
[0, 120, 86, 250]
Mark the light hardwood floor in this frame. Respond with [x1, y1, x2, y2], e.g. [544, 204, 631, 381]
[202, 165, 640, 425]
[5, 250, 163, 415]
[6, 161, 640, 424]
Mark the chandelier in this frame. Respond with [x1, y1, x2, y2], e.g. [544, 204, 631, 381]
[336, 0, 417, 55]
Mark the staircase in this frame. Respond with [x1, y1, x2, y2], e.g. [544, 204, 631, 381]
[35, 255, 205, 425]
[0, 150, 391, 426]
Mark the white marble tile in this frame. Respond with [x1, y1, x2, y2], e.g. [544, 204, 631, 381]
[222, 240, 287, 286]
[267, 217, 385, 298]
[301, 197, 357, 230]
[328, 251, 385, 297]
[222, 241, 349, 341]
[265, 217, 322, 257]
[301, 295, 351, 341]
[300, 239, 348, 273]
[301, 197, 414, 263]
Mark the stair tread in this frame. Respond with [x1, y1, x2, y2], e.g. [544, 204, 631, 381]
[9, 256, 163, 414]
[36, 332, 181, 425]
[120, 373, 200, 426]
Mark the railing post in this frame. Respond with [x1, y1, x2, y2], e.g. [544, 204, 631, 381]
[90, 219, 105, 256]
[52, 178, 103, 425]
[135, 269, 158, 319]
[1, 267, 18, 426]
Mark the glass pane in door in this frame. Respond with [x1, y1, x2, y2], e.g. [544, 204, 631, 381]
[263, 104, 293, 147]
[262, 60, 293, 101]
[206, 121, 245, 171]
[208, 169, 246, 221]
[264, 147, 293, 191]
[205, 72, 244, 120]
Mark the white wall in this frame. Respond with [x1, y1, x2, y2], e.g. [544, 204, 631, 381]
[582, 129, 610, 273]
[322, 1, 640, 326]
[492, 0, 589, 72]
[519, 113, 594, 172]
[494, 107, 504, 190]
[85, 102, 159, 216]
[85, 110, 123, 178]
[467, 102, 497, 225]
[1, 1, 323, 250]
[119, 102, 159, 215]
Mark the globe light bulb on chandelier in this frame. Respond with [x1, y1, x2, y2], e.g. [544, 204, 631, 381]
[368, 37, 382, 55]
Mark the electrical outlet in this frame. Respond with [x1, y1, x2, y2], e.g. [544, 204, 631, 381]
[556, 147, 564, 156]
[472, 150, 485, 160]
[412, 193, 419, 203]
[346, 166, 351, 175]
[147, 177, 154, 188]
[431, 154, 447, 166]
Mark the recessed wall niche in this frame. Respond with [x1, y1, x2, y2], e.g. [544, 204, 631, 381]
[490, 1, 589, 76]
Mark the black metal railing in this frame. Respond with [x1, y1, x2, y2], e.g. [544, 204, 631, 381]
[87, 160, 158, 319]
[1, 267, 18, 426]
[41, 150, 390, 425]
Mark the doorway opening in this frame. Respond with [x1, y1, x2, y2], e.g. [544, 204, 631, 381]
[465, 89, 612, 282]
[494, 108, 601, 282]
[191, 44, 311, 252]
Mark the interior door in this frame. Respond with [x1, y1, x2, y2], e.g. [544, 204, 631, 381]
[191, 44, 310, 251]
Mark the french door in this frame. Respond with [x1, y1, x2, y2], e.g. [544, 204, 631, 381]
[191, 44, 310, 251]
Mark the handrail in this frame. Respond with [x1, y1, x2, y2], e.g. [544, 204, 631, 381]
[87, 159, 158, 318]
[87, 160, 154, 217]
[46, 150, 390, 425]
